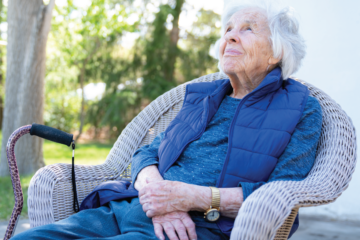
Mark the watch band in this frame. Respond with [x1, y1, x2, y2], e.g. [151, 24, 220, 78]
[209, 187, 220, 209]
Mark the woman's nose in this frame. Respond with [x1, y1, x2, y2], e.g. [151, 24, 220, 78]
[225, 31, 240, 43]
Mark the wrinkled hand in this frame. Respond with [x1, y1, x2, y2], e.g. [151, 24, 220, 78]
[152, 211, 197, 240]
[139, 180, 194, 218]
[134, 165, 164, 191]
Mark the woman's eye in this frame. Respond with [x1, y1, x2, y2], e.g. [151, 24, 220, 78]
[246, 27, 252, 31]
[226, 27, 232, 32]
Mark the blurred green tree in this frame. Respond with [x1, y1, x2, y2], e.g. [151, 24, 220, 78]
[142, 0, 184, 100]
[45, 0, 220, 139]
[44, 43, 81, 133]
[85, 45, 142, 138]
[49, 0, 138, 139]
[85, 1, 220, 137]
[178, 9, 220, 82]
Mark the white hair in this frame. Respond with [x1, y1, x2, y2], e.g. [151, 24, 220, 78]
[215, 0, 306, 80]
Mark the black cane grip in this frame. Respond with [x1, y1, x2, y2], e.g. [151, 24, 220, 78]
[30, 123, 74, 147]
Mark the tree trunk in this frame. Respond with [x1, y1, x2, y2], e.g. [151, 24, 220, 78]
[75, 40, 100, 142]
[0, 0, 3, 130]
[0, 47, 3, 131]
[164, 0, 184, 82]
[75, 65, 86, 142]
[0, 0, 55, 176]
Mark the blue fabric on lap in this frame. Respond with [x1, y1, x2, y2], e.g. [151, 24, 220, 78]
[12, 198, 228, 240]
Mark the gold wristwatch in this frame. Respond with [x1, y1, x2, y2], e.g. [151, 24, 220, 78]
[204, 187, 221, 222]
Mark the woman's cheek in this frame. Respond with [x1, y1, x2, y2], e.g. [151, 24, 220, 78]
[244, 40, 265, 68]
[219, 39, 226, 57]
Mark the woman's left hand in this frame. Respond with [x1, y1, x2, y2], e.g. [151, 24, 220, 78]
[152, 211, 197, 240]
[139, 180, 198, 218]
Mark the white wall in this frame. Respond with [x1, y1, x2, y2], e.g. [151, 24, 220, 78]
[223, 0, 360, 220]
[279, 0, 360, 221]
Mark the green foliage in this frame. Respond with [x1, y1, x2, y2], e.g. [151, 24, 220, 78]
[51, 0, 137, 66]
[178, 9, 221, 82]
[84, 1, 220, 136]
[45, 0, 139, 133]
[141, 4, 176, 100]
[45, 39, 81, 132]
[86, 83, 142, 137]
[44, 0, 220, 137]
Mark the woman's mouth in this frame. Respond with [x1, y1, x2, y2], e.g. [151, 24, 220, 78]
[224, 49, 242, 56]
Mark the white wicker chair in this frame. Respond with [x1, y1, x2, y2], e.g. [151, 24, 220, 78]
[27, 72, 357, 239]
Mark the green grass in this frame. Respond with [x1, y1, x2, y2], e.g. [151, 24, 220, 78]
[43, 140, 114, 166]
[0, 175, 32, 219]
[0, 134, 114, 220]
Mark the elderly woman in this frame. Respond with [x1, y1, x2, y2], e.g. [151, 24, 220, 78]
[13, 2, 322, 240]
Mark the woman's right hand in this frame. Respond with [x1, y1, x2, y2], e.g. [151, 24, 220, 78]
[134, 165, 164, 191]
[152, 211, 197, 240]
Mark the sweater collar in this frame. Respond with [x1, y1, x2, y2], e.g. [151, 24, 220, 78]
[207, 68, 283, 114]
[211, 67, 283, 97]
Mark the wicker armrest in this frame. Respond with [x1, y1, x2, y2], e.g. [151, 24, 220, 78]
[231, 168, 355, 240]
[27, 162, 130, 228]
[230, 181, 301, 240]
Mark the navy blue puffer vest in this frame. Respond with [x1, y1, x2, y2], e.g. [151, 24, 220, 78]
[157, 67, 309, 236]
[80, 68, 309, 237]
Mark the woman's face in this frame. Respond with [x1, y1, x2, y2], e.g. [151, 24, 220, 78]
[219, 8, 278, 79]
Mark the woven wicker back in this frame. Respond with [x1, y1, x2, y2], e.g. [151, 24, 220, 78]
[294, 80, 357, 205]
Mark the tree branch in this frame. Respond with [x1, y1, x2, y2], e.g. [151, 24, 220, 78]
[42, 0, 56, 37]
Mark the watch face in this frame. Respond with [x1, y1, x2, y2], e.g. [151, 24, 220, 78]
[206, 209, 220, 222]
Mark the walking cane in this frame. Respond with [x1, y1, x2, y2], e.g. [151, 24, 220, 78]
[4, 124, 78, 240]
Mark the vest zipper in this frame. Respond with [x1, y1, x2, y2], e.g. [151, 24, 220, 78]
[216, 84, 273, 188]
[161, 96, 211, 175]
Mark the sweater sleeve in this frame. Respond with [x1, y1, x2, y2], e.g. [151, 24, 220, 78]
[130, 131, 165, 183]
[238, 96, 323, 201]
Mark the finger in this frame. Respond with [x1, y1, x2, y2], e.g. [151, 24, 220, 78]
[139, 186, 146, 198]
[172, 219, 189, 240]
[182, 218, 197, 240]
[146, 209, 156, 218]
[154, 223, 166, 240]
[144, 203, 166, 218]
[163, 221, 179, 240]
[142, 202, 150, 213]
[139, 193, 152, 206]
